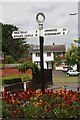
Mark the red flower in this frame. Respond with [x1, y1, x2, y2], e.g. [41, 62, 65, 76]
[59, 104, 62, 109]
[69, 106, 73, 109]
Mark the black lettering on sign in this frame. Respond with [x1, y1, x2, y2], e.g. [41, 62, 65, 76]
[25, 34, 33, 37]
[14, 31, 20, 34]
[63, 28, 66, 31]
[20, 31, 28, 34]
[45, 29, 57, 32]
[14, 35, 23, 37]
[57, 32, 61, 34]
[45, 32, 61, 36]
[35, 34, 37, 36]
[63, 32, 65, 34]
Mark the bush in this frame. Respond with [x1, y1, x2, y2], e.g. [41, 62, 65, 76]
[2, 76, 22, 85]
[21, 74, 32, 82]
[18, 61, 39, 74]
[0, 64, 5, 68]
[5, 55, 15, 64]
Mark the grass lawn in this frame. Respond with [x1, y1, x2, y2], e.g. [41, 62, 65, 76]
[53, 76, 79, 83]
[53, 70, 80, 83]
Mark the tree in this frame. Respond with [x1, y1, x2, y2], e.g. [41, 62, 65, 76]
[77, 38, 80, 71]
[2, 23, 30, 61]
[66, 44, 78, 67]
[0, 22, 2, 51]
[77, 39, 80, 62]
[54, 53, 62, 66]
[5, 55, 15, 64]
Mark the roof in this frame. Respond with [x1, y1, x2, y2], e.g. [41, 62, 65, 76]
[31, 45, 66, 52]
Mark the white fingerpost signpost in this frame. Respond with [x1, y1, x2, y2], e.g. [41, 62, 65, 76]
[12, 12, 69, 93]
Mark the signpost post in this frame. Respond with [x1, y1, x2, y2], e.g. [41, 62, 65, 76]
[12, 12, 69, 93]
[36, 12, 45, 93]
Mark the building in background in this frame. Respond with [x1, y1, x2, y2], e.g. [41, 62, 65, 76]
[31, 44, 66, 69]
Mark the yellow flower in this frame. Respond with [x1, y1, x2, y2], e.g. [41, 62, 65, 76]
[62, 86, 64, 88]
[66, 91, 68, 95]
[17, 100, 20, 104]
[36, 89, 42, 96]
[35, 104, 38, 107]
[44, 108, 47, 112]
[39, 99, 43, 103]
[36, 102, 39, 105]
[36, 89, 42, 94]
[62, 91, 65, 94]
[30, 97, 33, 101]
[34, 97, 37, 100]
[34, 102, 39, 107]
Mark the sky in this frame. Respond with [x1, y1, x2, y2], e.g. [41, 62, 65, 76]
[0, 0, 79, 49]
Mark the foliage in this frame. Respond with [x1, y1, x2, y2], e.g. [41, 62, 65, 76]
[2, 76, 22, 85]
[54, 53, 62, 66]
[66, 44, 78, 66]
[0, 64, 5, 68]
[18, 61, 39, 74]
[5, 55, 15, 64]
[77, 39, 80, 64]
[2, 23, 30, 61]
[2, 89, 80, 119]
[0, 22, 2, 51]
[21, 74, 32, 82]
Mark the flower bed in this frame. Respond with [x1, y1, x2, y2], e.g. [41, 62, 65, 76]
[2, 89, 80, 119]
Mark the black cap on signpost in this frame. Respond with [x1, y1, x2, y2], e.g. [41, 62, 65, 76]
[36, 12, 45, 23]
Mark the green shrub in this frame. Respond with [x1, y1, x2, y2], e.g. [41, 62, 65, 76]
[5, 55, 15, 64]
[18, 61, 39, 74]
[0, 64, 5, 68]
[21, 74, 32, 82]
[2, 76, 22, 85]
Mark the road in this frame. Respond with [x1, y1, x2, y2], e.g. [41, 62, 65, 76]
[48, 70, 80, 91]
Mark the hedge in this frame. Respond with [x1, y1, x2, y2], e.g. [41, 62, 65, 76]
[2, 76, 22, 85]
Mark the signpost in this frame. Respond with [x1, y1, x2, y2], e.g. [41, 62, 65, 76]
[12, 27, 68, 39]
[12, 30, 38, 39]
[43, 27, 68, 37]
[12, 12, 69, 93]
[36, 12, 45, 93]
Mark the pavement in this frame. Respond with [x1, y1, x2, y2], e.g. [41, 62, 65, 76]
[48, 82, 80, 91]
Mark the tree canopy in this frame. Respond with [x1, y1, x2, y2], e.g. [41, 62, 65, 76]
[2, 23, 30, 62]
[77, 39, 80, 64]
[66, 43, 78, 66]
[54, 53, 62, 66]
